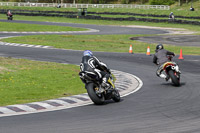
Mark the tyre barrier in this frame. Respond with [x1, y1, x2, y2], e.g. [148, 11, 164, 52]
[1, 9, 200, 19]
[1, 10, 200, 25]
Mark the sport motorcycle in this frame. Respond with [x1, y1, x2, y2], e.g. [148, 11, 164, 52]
[162, 56, 181, 86]
[79, 71, 120, 105]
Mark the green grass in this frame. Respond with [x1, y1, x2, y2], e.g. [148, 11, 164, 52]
[1, 1, 200, 16]
[99, 14, 200, 22]
[0, 6, 79, 12]
[1, 34, 200, 55]
[1, 14, 200, 34]
[0, 57, 85, 106]
[0, 21, 87, 32]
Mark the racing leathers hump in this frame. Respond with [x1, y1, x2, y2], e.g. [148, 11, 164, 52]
[153, 49, 175, 65]
[80, 56, 108, 80]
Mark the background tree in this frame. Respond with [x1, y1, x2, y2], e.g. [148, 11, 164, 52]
[149, 0, 175, 5]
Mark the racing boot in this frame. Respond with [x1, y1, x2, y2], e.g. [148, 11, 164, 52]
[165, 75, 170, 81]
[160, 73, 167, 79]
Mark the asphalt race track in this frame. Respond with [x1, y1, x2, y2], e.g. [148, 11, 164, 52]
[0, 20, 200, 133]
[134, 35, 200, 47]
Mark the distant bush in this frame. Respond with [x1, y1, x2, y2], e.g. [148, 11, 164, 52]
[149, 0, 175, 5]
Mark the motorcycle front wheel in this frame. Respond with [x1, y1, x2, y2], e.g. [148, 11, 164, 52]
[168, 70, 180, 86]
[86, 83, 105, 105]
[112, 89, 120, 102]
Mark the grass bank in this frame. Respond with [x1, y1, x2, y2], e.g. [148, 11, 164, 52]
[0, 21, 87, 32]
[1, 14, 200, 34]
[0, 57, 85, 106]
[1, 2, 200, 16]
[1, 34, 200, 55]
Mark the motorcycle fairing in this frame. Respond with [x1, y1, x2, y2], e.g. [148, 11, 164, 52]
[79, 71, 98, 83]
[162, 62, 175, 70]
[108, 78, 115, 89]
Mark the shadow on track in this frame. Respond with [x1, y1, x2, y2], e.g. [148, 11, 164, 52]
[90, 99, 124, 106]
[161, 82, 186, 87]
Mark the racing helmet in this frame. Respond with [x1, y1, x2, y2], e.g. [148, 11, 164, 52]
[156, 44, 164, 50]
[83, 50, 93, 57]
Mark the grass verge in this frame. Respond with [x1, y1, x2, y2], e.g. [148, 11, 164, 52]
[1, 14, 200, 34]
[0, 21, 87, 32]
[1, 34, 200, 55]
[1, 2, 200, 16]
[0, 57, 85, 106]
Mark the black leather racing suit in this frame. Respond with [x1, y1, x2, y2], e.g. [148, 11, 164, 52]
[153, 49, 175, 78]
[80, 55, 110, 83]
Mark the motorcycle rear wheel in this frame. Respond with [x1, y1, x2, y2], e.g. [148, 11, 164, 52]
[168, 70, 180, 86]
[86, 83, 105, 105]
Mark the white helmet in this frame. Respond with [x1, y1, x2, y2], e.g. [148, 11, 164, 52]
[83, 50, 93, 57]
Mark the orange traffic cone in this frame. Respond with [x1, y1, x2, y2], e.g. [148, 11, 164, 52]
[129, 45, 133, 54]
[178, 49, 184, 59]
[146, 46, 151, 55]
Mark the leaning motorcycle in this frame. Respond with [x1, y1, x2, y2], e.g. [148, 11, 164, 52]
[79, 71, 120, 105]
[162, 56, 181, 86]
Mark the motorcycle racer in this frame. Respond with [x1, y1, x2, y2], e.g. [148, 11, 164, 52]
[7, 10, 12, 16]
[80, 50, 111, 87]
[153, 44, 175, 81]
[6, 10, 13, 20]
